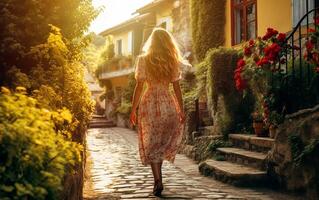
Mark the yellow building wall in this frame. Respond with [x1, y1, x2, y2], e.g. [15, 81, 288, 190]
[225, 0, 232, 47]
[112, 30, 133, 56]
[257, 0, 292, 36]
[225, 0, 292, 47]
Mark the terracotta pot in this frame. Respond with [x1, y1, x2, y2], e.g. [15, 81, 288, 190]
[269, 125, 277, 138]
[253, 121, 264, 137]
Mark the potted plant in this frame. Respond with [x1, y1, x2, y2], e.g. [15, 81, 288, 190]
[252, 111, 264, 137]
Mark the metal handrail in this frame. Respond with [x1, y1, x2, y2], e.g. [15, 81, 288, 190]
[285, 7, 318, 43]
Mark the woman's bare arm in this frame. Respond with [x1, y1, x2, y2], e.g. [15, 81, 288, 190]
[131, 81, 144, 111]
[130, 80, 144, 125]
[172, 81, 185, 122]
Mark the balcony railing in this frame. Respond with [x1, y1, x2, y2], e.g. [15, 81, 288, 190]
[97, 56, 134, 80]
[99, 67, 134, 80]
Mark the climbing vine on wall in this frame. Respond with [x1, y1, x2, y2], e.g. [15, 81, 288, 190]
[190, 0, 226, 62]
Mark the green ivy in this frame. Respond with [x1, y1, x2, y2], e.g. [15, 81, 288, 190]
[195, 47, 254, 135]
[115, 102, 132, 119]
[208, 138, 232, 152]
[191, 0, 226, 62]
[289, 134, 319, 167]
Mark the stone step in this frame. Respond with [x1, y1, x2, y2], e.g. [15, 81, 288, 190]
[89, 120, 116, 128]
[216, 147, 267, 170]
[199, 159, 268, 187]
[92, 114, 106, 119]
[229, 134, 274, 153]
[90, 119, 111, 123]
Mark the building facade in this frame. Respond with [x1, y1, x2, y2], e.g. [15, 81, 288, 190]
[225, 0, 318, 47]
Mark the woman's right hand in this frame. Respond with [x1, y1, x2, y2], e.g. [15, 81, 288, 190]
[179, 111, 186, 124]
[130, 109, 137, 126]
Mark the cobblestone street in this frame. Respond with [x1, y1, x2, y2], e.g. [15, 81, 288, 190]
[83, 127, 301, 200]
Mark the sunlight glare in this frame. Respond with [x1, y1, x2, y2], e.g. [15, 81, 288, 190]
[90, 0, 153, 34]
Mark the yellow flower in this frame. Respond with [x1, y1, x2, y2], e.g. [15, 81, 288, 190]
[1, 86, 11, 95]
[15, 86, 27, 94]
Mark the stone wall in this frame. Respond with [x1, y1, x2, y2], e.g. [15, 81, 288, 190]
[116, 114, 129, 128]
[179, 135, 221, 163]
[267, 105, 319, 200]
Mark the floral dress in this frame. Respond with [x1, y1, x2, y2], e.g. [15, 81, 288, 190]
[134, 55, 185, 166]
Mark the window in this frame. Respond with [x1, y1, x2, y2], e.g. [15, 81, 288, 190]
[231, 0, 257, 45]
[157, 17, 172, 32]
[116, 39, 122, 55]
[292, 0, 318, 27]
[128, 31, 133, 54]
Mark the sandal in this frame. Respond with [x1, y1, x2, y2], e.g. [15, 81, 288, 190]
[153, 180, 163, 196]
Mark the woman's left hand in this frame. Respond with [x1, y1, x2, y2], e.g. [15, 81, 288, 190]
[130, 109, 137, 126]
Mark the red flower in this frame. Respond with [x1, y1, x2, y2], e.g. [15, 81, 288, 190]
[237, 59, 246, 68]
[308, 28, 316, 33]
[234, 58, 247, 91]
[304, 51, 309, 59]
[256, 57, 270, 66]
[264, 43, 281, 61]
[244, 47, 252, 56]
[306, 40, 314, 51]
[262, 28, 279, 40]
[235, 78, 247, 91]
[312, 52, 319, 63]
[277, 33, 286, 42]
[315, 16, 319, 25]
[315, 67, 319, 73]
[249, 39, 255, 46]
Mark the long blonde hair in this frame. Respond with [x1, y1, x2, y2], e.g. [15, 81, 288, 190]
[142, 28, 183, 81]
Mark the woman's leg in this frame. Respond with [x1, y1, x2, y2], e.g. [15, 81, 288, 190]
[151, 162, 163, 196]
[157, 161, 163, 184]
[150, 163, 160, 183]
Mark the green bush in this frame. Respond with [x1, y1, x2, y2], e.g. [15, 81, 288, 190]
[122, 73, 136, 103]
[0, 0, 99, 84]
[111, 73, 136, 119]
[191, 0, 226, 62]
[0, 1, 98, 199]
[208, 138, 232, 152]
[195, 61, 209, 98]
[115, 102, 132, 119]
[0, 89, 82, 200]
[181, 69, 197, 112]
[26, 26, 95, 142]
[197, 48, 254, 135]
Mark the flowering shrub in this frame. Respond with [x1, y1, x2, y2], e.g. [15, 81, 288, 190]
[304, 16, 319, 73]
[0, 87, 82, 200]
[234, 28, 288, 92]
[234, 28, 290, 122]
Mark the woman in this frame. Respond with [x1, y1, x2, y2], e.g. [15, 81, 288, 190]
[130, 28, 186, 197]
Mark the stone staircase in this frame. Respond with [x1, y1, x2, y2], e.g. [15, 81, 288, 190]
[199, 134, 274, 187]
[89, 114, 116, 128]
